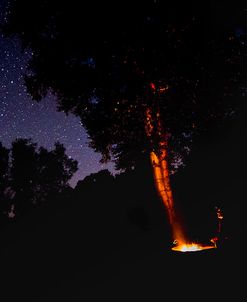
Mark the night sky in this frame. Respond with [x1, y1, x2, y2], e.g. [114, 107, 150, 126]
[0, 0, 115, 187]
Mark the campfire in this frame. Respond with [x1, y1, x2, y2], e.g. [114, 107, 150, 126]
[146, 83, 224, 254]
[171, 241, 216, 252]
[171, 207, 223, 252]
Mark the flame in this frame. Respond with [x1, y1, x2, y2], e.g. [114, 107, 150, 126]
[172, 241, 216, 252]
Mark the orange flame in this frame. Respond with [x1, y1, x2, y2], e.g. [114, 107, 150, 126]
[171, 242, 215, 252]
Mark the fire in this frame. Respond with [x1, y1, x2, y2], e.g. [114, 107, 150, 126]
[171, 241, 216, 252]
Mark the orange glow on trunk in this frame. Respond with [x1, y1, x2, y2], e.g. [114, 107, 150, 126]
[150, 151, 186, 244]
[145, 107, 215, 252]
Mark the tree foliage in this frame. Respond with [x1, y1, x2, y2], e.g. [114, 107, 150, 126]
[2, 0, 247, 170]
[0, 138, 78, 218]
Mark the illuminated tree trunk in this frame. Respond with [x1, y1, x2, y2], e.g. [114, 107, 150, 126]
[146, 107, 186, 244]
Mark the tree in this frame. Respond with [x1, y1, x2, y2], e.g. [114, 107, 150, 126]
[0, 142, 10, 219]
[3, 0, 247, 245]
[10, 138, 78, 215]
[37, 142, 78, 200]
[0, 142, 9, 194]
[10, 139, 38, 213]
[78, 169, 115, 188]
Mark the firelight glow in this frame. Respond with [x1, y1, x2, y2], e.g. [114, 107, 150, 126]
[171, 243, 216, 252]
[146, 84, 216, 253]
[149, 134, 216, 252]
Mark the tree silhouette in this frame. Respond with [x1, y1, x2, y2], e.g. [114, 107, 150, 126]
[78, 169, 115, 188]
[0, 138, 78, 217]
[3, 1, 246, 167]
[3, 1, 247, 244]
[37, 142, 78, 200]
[0, 143, 9, 193]
[0, 142, 10, 220]
[11, 139, 38, 213]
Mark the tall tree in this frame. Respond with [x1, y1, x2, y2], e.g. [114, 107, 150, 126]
[10, 138, 78, 215]
[37, 142, 78, 200]
[10, 138, 38, 213]
[0, 142, 10, 218]
[3, 0, 247, 245]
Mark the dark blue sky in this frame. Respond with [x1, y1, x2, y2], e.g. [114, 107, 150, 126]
[0, 0, 115, 187]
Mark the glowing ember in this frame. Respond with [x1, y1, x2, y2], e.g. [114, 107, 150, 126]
[172, 242, 216, 252]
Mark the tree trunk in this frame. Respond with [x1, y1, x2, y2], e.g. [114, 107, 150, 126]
[146, 107, 186, 244]
[150, 149, 186, 244]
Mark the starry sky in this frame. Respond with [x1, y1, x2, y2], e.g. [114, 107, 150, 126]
[0, 0, 115, 188]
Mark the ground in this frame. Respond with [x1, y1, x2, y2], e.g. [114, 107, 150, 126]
[0, 211, 244, 301]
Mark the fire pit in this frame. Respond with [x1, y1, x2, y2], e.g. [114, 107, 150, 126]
[171, 242, 216, 252]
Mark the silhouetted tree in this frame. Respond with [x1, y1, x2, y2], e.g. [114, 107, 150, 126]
[37, 142, 78, 201]
[9, 138, 78, 215]
[0, 142, 10, 219]
[2, 1, 247, 242]
[3, 1, 246, 168]
[78, 169, 115, 187]
[10, 139, 38, 213]
[0, 143, 9, 193]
